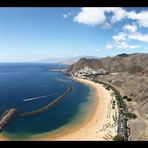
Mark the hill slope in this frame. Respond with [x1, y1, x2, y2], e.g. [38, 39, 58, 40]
[67, 53, 148, 140]
[67, 53, 148, 74]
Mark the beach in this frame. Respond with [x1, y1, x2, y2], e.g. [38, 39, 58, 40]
[0, 77, 118, 141]
[31, 77, 119, 141]
[54, 77, 118, 140]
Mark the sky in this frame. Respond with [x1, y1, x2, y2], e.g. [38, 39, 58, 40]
[0, 7, 148, 62]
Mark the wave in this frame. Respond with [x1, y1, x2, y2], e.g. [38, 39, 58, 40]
[23, 92, 61, 102]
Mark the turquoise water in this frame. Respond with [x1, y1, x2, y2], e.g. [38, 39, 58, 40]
[0, 63, 90, 139]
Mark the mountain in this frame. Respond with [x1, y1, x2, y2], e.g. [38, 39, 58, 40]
[67, 53, 148, 74]
[67, 53, 148, 140]
[38, 56, 100, 65]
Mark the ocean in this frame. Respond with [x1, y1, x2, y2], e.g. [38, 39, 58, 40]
[0, 63, 90, 139]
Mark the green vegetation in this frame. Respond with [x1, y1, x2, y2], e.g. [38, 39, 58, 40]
[92, 79, 129, 141]
[106, 86, 110, 90]
[113, 135, 124, 141]
[113, 100, 116, 104]
[125, 112, 137, 119]
[123, 96, 128, 99]
[112, 115, 116, 122]
[127, 98, 132, 101]
[112, 100, 116, 109]
[93, 80, 98, 83]
[123, 95, 132, 101]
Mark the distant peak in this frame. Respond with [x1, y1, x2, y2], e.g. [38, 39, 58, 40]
[79, 57, 88, 61]
[116, 53, 129, 57]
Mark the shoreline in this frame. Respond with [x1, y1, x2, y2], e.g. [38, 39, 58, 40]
[54, 77, 118, 140]
[0, 77, 118, 141]
[0, 76, 96, 141]
[31, 77, 118, 141]
[29, 77, 99, 140]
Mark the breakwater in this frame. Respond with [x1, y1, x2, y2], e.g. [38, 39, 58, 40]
[21, 81, 72, 117]
[0, 108, 17, 133]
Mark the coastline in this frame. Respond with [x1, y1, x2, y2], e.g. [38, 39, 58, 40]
[0, 76, 118, 141]
[54, 77, 118, 140]
[31, 77, 118, 141]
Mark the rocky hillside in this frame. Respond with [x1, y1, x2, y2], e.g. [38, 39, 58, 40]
[67, 53, 148, 75]
[67, 53, 148, 140]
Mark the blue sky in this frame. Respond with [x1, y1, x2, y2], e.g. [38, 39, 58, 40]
[0, 7, 148, 62]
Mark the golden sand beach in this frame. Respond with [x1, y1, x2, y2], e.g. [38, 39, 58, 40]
[31, 77, 119, 141]
[53, 77, 118, 141]
[0, 77, 118, 141]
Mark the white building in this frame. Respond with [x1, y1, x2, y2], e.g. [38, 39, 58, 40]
[73, 66, 108, 78]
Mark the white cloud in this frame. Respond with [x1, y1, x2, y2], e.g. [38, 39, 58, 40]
[63, 12, 72, 19]
[101, 22, 112, 29]
[73, 7, 148, 51]
[105, 41, 140, 50]
[115, 42, 128, 49]
[129, 45, 141, 49]
[126, 10, 148, 28]
[115, 41, 141, 49]
[74, 7, 148, 29]
[108, 30, 143, 50]
[105, 28, 145, 50]
[63, 14, 68, 19]
[74, 7, 127, 27]
[111, 8, 126, 23]
[106, 44, 113, 50]
[115, 24, 148, 44]
[113, 32, 127, 42]
[104, 7, 126, 23]
[128, 32, 148, 43]
[96, 49, 101, 52]
[123, 24, 137, 32]
[74, 7, 106, 26]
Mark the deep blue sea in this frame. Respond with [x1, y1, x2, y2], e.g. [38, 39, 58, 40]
[0, 63, 90, 139]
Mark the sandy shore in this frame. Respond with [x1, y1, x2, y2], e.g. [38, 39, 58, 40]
[0, 77, 118, 141]
[53, 77, 118, 140]
[32, 77, 119, 141]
